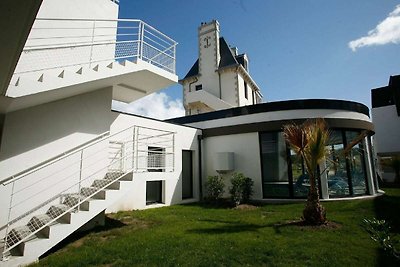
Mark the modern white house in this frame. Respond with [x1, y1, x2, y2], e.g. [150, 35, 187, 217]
[0, 1, 380, 266]
[0, 0, 200, 266]
[180, 20, 263, 115]
[371, 75, 400, 182]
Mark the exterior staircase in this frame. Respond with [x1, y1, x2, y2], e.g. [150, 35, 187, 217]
[1, 171, 133, 267]
[0, 125, 175, 266]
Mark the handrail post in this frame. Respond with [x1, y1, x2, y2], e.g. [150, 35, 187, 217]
[121, 142, 125, 172]
[77, 150, 84, 212]
[3, 181, 15, 255]
[132, 127, 135, 170]
[173, 44, 176, 74]
[135, 127, 139, 172]
[172, 133, 175, 172]
[139, 21, 145, 60]
[89, 20, 96, 68]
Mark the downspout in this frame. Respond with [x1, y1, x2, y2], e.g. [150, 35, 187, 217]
[188, 77, 198, 93]
[186, 77, 198, 115]
[197, 134, 203, 200]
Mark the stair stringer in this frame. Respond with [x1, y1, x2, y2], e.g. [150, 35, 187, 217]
[1, 172, 133, 267]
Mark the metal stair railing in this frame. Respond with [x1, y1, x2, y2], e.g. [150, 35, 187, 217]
[12, 18, 177, 77]
[0, 125, 175, 260]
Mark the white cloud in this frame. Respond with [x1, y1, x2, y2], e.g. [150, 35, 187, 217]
[349, 5, 400, 51]
[112, 92, 185, 120]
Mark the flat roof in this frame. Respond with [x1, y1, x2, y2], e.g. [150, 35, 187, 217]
[166, 99, 370, 125]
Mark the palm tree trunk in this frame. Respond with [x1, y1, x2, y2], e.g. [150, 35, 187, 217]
[303, 165, 326, 225]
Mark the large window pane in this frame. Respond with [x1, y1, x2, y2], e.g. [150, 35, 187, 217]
[182, 150, 193, 199]
[346, 131, 368, 195]
[326, 131, 350, 197]
[260, 132, 289, 198]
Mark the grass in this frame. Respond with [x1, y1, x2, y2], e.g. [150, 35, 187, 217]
[31, 188, 400, 267]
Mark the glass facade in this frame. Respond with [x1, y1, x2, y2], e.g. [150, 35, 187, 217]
[259, 129, 371, 199]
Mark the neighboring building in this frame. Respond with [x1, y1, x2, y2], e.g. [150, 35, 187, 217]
[371, 75, 400, 182]
[179, 20, 263, 116]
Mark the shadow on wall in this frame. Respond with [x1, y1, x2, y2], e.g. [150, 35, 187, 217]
[0, 87, 118, 161]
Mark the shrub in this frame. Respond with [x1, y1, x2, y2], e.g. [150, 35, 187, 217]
[363, 218, 400, 260]
[229, 172, 254, 206]
[205, 175, 225, 201]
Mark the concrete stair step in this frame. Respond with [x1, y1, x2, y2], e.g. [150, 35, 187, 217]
[46, 204, 71, 224]
[92, 179, 120, 190]
[62, 194, 90, 211]
[80, 187, 106, 199]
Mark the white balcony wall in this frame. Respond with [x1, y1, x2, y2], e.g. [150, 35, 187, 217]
[186, 89, 233, 111]
[15, 0, 119, 74]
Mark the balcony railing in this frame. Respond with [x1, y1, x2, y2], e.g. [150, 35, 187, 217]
[13, 18, 177, 75]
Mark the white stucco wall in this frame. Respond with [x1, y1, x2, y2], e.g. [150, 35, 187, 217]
[237, 74, 255, 106]
[198, 22, 220, 99]
[202, 132, 263, 200]
[106, 114, 201, 211]
[372, 105, 400, 155]
[220, 71, 238, 106]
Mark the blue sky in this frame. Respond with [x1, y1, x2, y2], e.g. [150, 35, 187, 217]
[115, 0, 400, 119]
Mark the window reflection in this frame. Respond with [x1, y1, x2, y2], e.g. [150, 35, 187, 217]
[346, 131, 368, 195]
[259, 129, 369, 199]
[290, 150, 309, 197]
[260, 132, 290, 198]
[326, 131, 350, 197]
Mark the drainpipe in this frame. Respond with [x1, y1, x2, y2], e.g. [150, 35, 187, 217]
[188, 77, 198, 93]
[197, 134, 203, 200]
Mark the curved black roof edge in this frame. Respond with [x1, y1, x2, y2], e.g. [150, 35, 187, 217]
[166, 99, 370, 125]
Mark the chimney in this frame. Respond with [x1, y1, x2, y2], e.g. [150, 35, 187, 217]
[198, 20, 220, 73]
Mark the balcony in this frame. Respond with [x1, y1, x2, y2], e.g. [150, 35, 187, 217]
[186, 89, 233, 111]
[5, 18, 178, 109]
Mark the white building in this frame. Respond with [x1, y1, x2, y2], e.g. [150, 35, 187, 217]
[0, 2, 380, 266]
[371, 75, 400, 182]
[0, 1, 200, 265]
[180, 20, 262, 115]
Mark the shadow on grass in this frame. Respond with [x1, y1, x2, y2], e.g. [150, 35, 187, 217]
[186, 219, 269, 234]
[182, 200, 235, 209]
[373, 188, 400, 266]
[40, 216, 126, 259]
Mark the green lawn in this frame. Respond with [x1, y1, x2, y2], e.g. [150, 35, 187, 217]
[32, 188, 400, 267]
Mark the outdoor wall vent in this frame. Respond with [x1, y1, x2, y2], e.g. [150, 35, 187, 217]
[215, 152, 234, 173]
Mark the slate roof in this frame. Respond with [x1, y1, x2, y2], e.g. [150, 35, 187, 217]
[182, 37, 247, 80]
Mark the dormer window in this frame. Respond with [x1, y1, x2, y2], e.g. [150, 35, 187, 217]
[195, 84, 202, 91]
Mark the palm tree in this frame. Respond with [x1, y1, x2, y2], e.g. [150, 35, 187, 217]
[283, 118, 329, 225]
